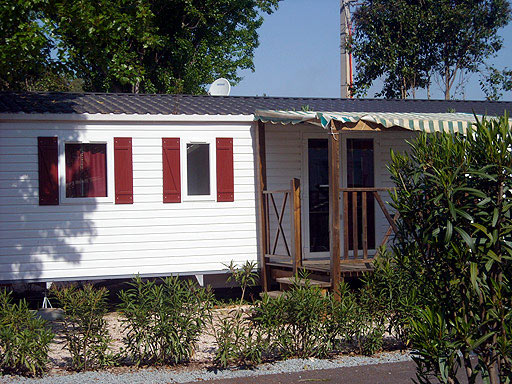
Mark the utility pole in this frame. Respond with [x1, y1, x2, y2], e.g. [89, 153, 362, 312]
[340, 0, 354, 98]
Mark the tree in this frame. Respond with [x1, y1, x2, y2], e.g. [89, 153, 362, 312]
[480, 66, 512, 100]
[0, 0, 53, 90]
[388, 115, 512, 383]
[349, 0, 436, 99]
[350, 0, 511, 100]
[44, 0, 280, 93]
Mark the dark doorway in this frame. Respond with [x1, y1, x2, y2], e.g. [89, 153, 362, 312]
[308, 139, 330, 253]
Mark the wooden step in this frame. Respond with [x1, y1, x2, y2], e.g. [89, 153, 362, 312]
[276, 277, 331, 288]
[259, 290, 284, 299]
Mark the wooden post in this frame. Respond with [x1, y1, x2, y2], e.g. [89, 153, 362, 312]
[291, 178, 302, 274]
[256, 121, 269, 291]
[352, 191, 358, 259]
[343, 191, 349, 260]
[329, 121, 341, 298]
[362, 192, 368, 260]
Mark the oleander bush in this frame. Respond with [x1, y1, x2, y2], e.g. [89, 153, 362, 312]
[118, 276, 214, 366]
[213, 261, 266, 368]
[0, 289, 54, 376]
[361, 249, 419, 350]
[213, 310, 266, 368]
[263, 278, 332, 359]
[388, 113, 512, 384]
[52, 284, 116, 371]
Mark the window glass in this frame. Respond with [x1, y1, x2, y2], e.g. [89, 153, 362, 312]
[308, 139, 329, 252]
[65, 143, 107, 198]
[187, 143, 210, 196]
[347, 139, 375, 250]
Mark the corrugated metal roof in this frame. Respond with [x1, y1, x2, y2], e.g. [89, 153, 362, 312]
[0, 92, 511, 116]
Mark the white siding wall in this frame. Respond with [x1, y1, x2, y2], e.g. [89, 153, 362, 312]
[0, 118, 258, 282]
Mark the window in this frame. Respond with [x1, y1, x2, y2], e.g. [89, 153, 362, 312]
[186, 143, 210, 196]
[346, 138, 375, 250]
[65, 143, 107, 198]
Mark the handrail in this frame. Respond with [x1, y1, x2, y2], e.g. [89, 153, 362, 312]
[339, 187, 393, 192]
[263, 189, 292, 194]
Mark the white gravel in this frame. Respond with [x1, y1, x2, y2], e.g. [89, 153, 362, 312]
[2, 352, 412, 384]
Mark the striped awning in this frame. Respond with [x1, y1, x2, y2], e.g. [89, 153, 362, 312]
[254, 110, 485, 134]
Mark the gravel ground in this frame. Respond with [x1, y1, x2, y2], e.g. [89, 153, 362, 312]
[2, 352, 412, 384]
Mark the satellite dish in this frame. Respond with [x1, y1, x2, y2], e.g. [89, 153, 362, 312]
[208, 78, 231, 96]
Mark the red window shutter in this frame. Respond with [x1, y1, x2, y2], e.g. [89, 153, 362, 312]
[114, 137, 133, 204]
[38, 137, 59, 205]
[162, 138, 181, 203]
[216, 138, 234, 202]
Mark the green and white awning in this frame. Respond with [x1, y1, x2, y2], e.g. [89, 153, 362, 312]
[254, 110, 485, 134]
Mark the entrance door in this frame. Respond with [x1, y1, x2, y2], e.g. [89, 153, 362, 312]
[346, 138, 375, 251]
[303, 137, 330, 258]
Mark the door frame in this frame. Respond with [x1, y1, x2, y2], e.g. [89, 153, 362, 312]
[301, 132, 334, 260]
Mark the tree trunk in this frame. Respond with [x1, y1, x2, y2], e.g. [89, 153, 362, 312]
[445, 65, 451, 100]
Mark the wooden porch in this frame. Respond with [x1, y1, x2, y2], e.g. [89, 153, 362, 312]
[256, 121, 399, 293]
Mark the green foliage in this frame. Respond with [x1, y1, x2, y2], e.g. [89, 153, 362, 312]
[118, 276, 214, 366]
[480, 66, 512, 101]
[0, 289, 54, 376]
[0, 0, 53, 90]
[362, 248, 418, 348]
[410, 308, 464, 384]
[264, 278, 332, 358]
[350, 0, 511, 99]
[388, 113, 512, 383]
[213, 261, 265, 368]
[225, 260, 259, 306]
[213, 310, 266, 368]
[0, 0, 280, 93]
[51, 284, 116, 371]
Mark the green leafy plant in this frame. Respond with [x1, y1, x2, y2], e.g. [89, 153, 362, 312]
[255, 276, 331, 359]
[0, 289, 54, 376]
[52, 284, 116, 371]
[225, 260, 259, 306]
[213, 310, 266, 368]
[388, 113, 512, 383]
[361, 248, 418, 349]
[213, 261, 265, 368]
[118, 275, 213, 366]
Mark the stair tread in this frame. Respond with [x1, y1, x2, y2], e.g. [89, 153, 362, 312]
[276, 277, 331, 288]
[260, 290, 284, 298]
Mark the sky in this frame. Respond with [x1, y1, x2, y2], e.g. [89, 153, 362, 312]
[230, 0, 512, 101]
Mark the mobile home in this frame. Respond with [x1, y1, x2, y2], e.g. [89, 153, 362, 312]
[0, 92, 510, 288]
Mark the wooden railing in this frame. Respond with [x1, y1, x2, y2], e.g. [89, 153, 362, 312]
[339, 188, 399, 262]
[262, 178, 301, 272]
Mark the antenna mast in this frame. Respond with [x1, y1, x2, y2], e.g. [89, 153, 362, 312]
[340, 0, 354, 98]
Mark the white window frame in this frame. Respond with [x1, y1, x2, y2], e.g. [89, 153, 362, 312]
[181, 136, 216, 202]
[59, 135, 114, 204]
[301, 132, 332, 260]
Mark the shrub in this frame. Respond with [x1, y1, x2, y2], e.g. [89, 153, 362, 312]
[213, 261, 265, 368]
[0, 289, 54, 376]
[118, 276, 213, 366]
[324, 282, 360, 352]
[254, 277, 331, 359]
[388, 113, 512, 383]
[213, 310, 266, 368]
[361, 249, 418, 350]
[51, 284, 115, 371]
